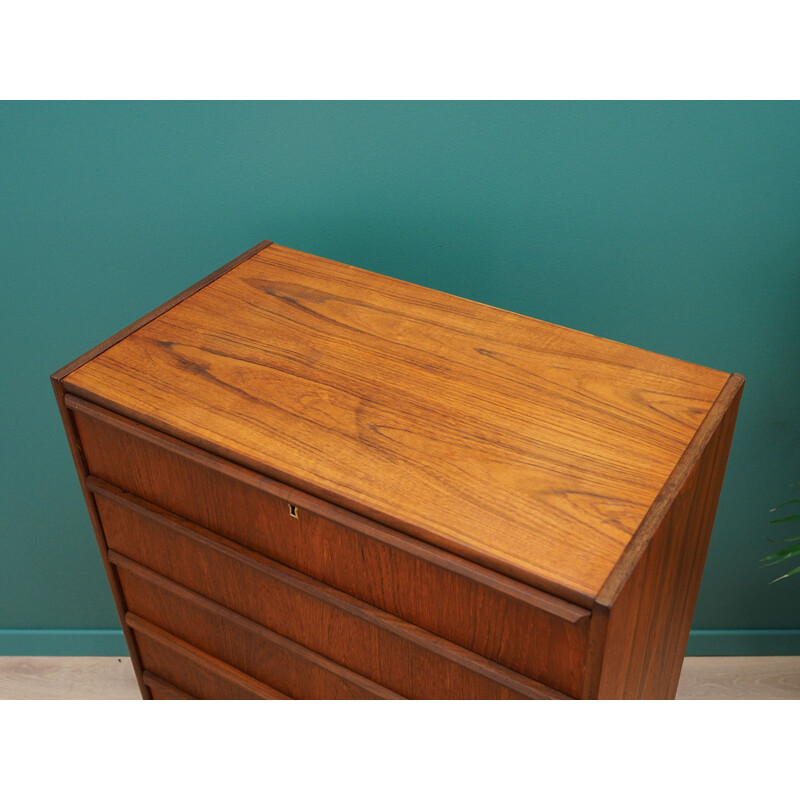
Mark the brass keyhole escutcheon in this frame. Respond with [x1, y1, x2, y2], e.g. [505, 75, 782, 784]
[288, 503, 299, 519]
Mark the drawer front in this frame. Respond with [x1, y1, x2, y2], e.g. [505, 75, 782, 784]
[94, 483, 564, 699]
[142, 671, 195, 700]
[71, 396, 589, 697]
[115, 554, 402, 699]
[130, 616, 287, 700]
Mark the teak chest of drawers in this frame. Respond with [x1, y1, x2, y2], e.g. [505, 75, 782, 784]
[52, 240, 743, 699]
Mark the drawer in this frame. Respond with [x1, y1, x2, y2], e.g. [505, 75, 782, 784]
[129, 615, 287, 700]
[142, 671, 195, 700]
[114, 552, 402, 699]
[93, 480, 565, 699]
[70, 395, 590, 697]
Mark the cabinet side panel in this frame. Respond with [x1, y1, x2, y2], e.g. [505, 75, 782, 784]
[50, 377, 151, 699]
[595, 379, 743, 699]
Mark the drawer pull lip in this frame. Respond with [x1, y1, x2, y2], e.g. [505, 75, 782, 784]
[97, 486, 569, 699]
[288, 503, 299, 519]
[112, 550, 406, 699]
[128, 613, 289, 699]
[141, 671, 196, 700]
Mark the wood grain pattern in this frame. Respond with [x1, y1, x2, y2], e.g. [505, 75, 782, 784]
[142, 671, 195, 700]
[52, 240, 744, 700]
[592, 375, 743, 699]
[94, 485, 564, 699]
[49, 378, 151, 700]
[51, 240, 274, 382]
[71, 397, 589, 694]
[62, 243, 730, 601]
[129, 615, 288, 700]
[50, 240, 273, 701]
[114, 554, 403, 699]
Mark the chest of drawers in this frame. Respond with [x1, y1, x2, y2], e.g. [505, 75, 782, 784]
[52, 240, 743, 699]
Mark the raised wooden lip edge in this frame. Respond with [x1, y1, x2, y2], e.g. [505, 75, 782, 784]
[128, 613, 289, 699]
[254, 244, 732, 393]
[92, 478, 567, 700]
[50, 241, 271, 701]
[141, 671, 196, 700]
[71, 394, 588, 624]
[595, 372, 745, 610]
[49, 378, 151, 699]
[54, 239, 738, 609]
[51, 239, 274, 382]
[111, 550, 405, 699]
[580, 372, 744, 698]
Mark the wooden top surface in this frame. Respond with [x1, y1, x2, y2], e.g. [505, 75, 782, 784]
[63, 242, 734, 604]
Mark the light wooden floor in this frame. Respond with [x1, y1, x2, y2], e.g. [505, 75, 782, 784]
[0, 656, 798, 699]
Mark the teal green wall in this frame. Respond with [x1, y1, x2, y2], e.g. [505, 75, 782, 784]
[2, 101, 798, 656]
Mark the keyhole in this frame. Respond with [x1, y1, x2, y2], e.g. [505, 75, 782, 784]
[288, 504, 299, 519]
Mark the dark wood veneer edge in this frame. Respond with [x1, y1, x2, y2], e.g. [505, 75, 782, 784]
[252, 245, 737, 395]
[49, 242, 272, 699]
[582, 372, 744, 699]
[49, 378, 152, 699]
[596, 372, 745, 610]
[51, 240, 274, 382]
[580, 605, 611, 700]
[92, 479, 567, 700]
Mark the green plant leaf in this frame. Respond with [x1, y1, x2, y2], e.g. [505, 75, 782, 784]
[770, 499, 800, 512]
[761, 541, 800, 565]
[771, 564, 800, 583]
[763, 490, 800, 582]
[762, 553, 800, 566]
